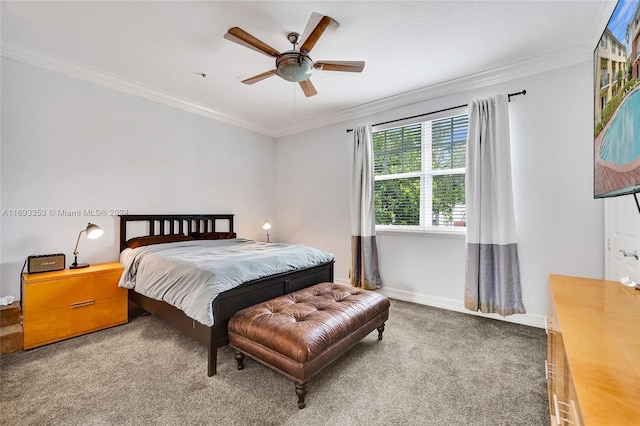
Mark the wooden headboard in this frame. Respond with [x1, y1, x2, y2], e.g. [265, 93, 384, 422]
[119, 214, 235, 252]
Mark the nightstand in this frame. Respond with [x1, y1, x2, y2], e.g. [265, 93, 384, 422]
[22, 262, 127, 349]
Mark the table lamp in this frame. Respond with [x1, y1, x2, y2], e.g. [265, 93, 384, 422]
[70, 223, 104, 269]
[262, 219, 271, 243]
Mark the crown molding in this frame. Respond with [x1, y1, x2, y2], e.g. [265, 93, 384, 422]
[2, 38, 592, 140]
[273, 44, 594, 137]
[0, 38, 277, 137]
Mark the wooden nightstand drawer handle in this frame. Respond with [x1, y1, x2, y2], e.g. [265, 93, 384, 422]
[71, 300, 95, 309]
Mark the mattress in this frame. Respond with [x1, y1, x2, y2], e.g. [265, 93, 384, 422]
[118, 238, 334, 326]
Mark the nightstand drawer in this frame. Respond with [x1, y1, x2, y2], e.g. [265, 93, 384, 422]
[23, 270, 124, 314]
[23, 296, 127, 349]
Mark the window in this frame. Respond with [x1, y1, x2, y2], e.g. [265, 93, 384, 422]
[373, 109, 468, 231]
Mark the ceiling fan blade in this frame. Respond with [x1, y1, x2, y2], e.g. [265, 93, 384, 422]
[299, 79, 318, 97]
[300, 14, 338, 55]
[241, 69, 277, 85]
[224, 27, 280, 58]
[314, 61, 365, 73]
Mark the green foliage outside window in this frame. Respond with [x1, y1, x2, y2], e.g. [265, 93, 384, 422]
[373, 124, 421, 176]
[373, 114, 468, 228]
[431, 116, 466, 225]
[432, 174, 465, 225]
[374, 178, 420, 225]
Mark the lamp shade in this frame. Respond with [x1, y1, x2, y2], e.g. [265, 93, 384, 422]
[86, 223, 104, 239]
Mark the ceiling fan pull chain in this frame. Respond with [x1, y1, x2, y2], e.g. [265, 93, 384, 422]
[292, 83, 297, 132]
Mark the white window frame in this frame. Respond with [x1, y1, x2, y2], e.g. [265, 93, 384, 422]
[373, 107, 468, 236]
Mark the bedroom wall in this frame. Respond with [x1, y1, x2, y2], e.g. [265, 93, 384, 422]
[0, 58, 277, 299]
[275, 61, 604, 327]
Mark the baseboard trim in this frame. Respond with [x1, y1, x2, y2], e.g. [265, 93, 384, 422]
[334, 278, 545, 329]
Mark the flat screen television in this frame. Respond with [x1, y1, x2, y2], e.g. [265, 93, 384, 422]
[594, 0, 640, 198]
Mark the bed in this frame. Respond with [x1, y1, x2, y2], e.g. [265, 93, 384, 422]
[118, 214, 335, 376]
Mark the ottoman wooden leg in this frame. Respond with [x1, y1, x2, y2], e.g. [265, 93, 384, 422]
[377, 323, 386, 340]
[295, 382, 309, 409]
[234, 350, 245, 370]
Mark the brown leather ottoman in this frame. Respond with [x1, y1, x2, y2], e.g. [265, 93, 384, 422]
[228, 282, 390, 408]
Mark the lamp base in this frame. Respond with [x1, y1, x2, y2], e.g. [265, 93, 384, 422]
[70, 263, 90, 269]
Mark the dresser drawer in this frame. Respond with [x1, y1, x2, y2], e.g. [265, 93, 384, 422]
[23, 296, 127, 349]
[23, 270, 124, 314]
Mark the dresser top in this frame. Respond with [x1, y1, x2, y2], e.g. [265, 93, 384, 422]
[549, 274, 640, 425]
[22, 262, 123, 282]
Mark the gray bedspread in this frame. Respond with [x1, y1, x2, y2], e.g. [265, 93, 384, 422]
[118, 239, 334, 326]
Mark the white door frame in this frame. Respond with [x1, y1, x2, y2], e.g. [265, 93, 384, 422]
[604, 195, 640, 282]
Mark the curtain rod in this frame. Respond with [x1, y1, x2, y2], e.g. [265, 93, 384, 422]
[346, 89, 526, 133]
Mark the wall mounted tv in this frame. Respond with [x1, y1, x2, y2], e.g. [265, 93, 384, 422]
[594, 0, 640, 198]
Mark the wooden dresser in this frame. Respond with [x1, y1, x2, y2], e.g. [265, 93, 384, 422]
[22, 262, 127, 349]
[547, 274, 640, 426]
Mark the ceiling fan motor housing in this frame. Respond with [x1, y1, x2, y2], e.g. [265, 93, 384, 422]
[276, 51, 313, 82]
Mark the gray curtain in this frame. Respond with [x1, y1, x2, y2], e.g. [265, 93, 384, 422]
[351, 125, 382, 289]
[465, 95, 525, 316]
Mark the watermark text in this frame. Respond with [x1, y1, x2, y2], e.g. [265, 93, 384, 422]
[1, 208, 129, 217]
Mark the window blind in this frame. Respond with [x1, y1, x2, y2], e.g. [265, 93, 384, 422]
[373, 112, 468, 228]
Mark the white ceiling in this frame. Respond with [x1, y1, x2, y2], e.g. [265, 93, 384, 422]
[1, 1, 616, 137]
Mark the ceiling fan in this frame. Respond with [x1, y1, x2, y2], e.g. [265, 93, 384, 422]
[224, 13, 365, 97]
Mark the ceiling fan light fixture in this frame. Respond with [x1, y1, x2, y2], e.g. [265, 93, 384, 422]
[276, 52, 313, 83]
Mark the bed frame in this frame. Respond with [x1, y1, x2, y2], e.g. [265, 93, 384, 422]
[119, 214, 334, 376]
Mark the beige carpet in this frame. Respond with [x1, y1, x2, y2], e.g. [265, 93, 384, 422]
[0, 299, 548, 425]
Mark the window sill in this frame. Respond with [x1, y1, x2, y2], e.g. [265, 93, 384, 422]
[375, 226, 466, 237]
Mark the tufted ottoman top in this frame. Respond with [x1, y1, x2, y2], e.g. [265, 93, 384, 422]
[228, 282, 390, 364]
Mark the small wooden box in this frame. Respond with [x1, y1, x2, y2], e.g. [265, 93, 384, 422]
[0, 301, 21, 327]
[0, 302, 23, 354]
